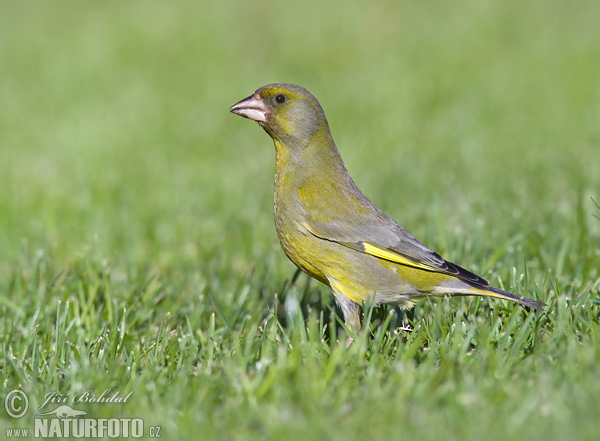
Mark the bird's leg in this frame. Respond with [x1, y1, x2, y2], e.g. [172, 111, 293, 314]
[331, 292, 361, 347]
[344, 303, 361, 348]
[345, 332, 357, 349]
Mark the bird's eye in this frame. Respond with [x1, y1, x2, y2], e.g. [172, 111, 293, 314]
[275, 94, 287, 104]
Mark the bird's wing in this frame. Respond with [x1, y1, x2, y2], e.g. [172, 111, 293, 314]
[301, 218, 489, 285]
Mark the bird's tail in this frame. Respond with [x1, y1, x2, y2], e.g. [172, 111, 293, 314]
[476, 285, 546, 310]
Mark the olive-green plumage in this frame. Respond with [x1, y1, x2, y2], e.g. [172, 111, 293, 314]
[230, 83, 543, 341]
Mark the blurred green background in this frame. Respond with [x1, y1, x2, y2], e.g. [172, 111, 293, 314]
[1, 1, 599, 440]
[2, 0, 598, 270]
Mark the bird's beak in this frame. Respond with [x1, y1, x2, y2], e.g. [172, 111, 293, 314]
[230, 93, 268, 122]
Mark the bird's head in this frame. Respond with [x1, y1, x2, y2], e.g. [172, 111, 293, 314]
[230, 83, 331, 149]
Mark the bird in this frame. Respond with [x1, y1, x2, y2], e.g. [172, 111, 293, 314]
[230, 83, 544, 345]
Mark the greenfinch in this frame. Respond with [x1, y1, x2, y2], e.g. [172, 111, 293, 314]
[230, 83, 544, 341]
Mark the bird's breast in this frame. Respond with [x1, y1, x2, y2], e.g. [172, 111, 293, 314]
[273, 162, 327, 283]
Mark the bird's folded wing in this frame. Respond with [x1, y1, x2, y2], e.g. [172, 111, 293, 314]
[302, 219, 489, 285]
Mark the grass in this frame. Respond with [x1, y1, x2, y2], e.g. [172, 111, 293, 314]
[1, 1, 599, 440]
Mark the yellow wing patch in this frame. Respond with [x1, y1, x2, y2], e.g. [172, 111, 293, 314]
[300, 221, 440, 273]
[362, 242, 438, 272]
